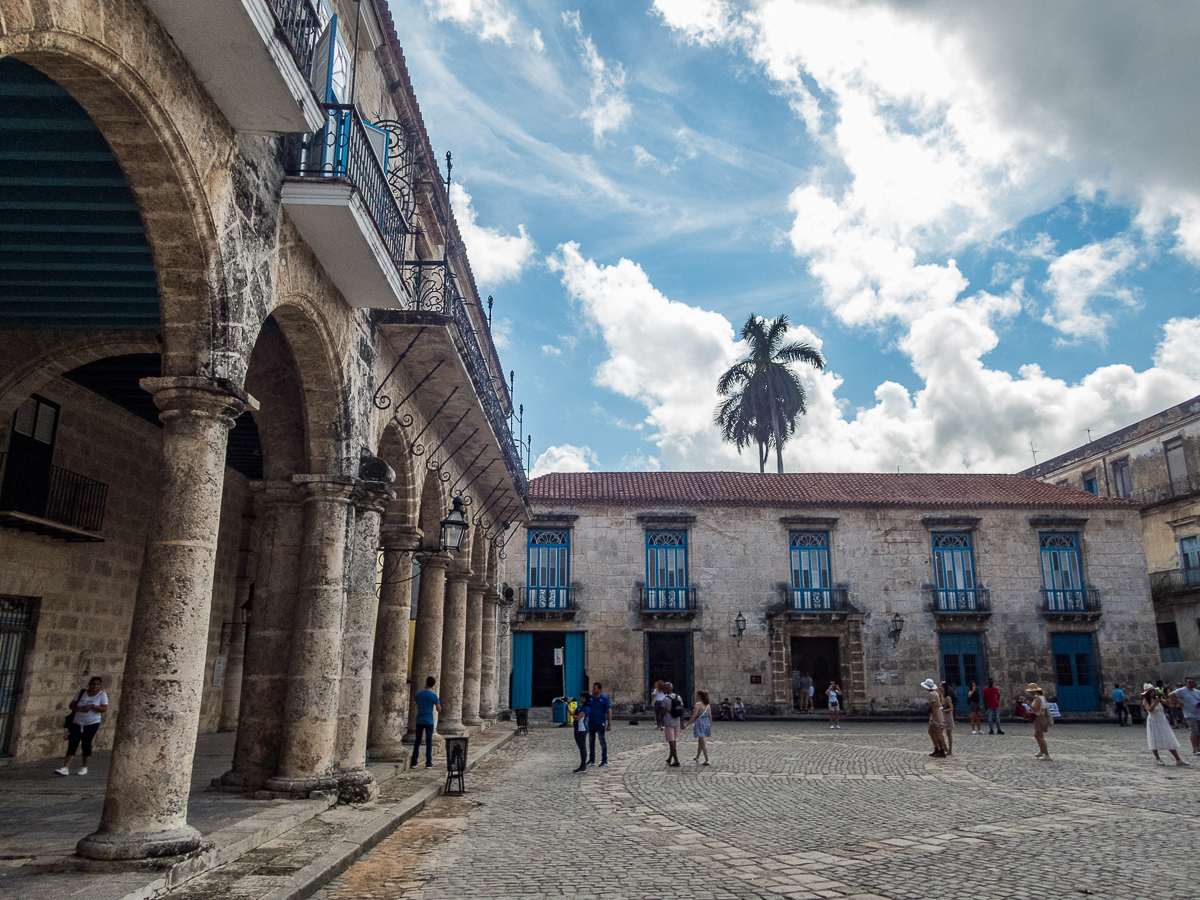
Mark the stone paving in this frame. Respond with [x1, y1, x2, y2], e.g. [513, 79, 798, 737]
[314, 719, 1200, 900]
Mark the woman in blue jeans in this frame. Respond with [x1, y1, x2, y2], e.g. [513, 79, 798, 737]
[571, 696, 589, 774]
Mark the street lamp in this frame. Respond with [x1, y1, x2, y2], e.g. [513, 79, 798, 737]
[888, 612, 904, 647]
[440, 496, 467, 553]
[735, 611, 747, 645]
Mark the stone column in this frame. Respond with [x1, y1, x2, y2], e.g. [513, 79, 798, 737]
[367, 524, 419, 759]
[479, 592, 498, 720]
[405, 553, 449, 746]
[438, 569, 471, 737]
[462, 582, 485, 727]
[263, 477, 356, 795]
[217, 579, 250, 732]
[335, 488, 389, 803]
[218, 482, 304, 790]
[498, 604, 512, 711]
[77, 378, 245, 861]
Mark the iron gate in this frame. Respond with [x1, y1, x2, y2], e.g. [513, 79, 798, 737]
[0, 596, 34, 756]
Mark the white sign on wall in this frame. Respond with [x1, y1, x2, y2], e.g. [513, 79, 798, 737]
[554, 648, 564, 666]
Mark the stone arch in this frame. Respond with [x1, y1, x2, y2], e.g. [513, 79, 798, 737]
[1, 21, 233, 378]
[470, 517, 489, 581]
[377, 423, 418, 527]
[486, 541, 500, 588]
[414, 464, 450, 551]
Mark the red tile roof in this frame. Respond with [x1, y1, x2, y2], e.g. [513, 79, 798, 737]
[529, 472, 1138, 510]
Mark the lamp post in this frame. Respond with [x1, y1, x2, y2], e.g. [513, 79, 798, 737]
[888, 612, 904, 647]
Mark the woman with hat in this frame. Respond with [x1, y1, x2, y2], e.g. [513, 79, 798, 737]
[1026, 683, 1052, 760]
[1142, 683, 1189, 766]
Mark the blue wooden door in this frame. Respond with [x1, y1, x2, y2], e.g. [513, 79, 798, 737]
[564, 632, 586, 699]
[1051, 633, 1098, 711]
[939, 633, 983, 711]
[511, 632, 532, 710]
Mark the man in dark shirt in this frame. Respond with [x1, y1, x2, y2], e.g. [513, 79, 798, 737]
[410, 676, 441, 769]
[586, 682, 612, 767]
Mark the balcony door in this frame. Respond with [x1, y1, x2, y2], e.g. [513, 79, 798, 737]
[1, 396, 58, 518]
[1040, 533, 1084, 609]
[933, 532, 976, 610]
[646, 531, 688, 609]
[790, 532, 831, 609]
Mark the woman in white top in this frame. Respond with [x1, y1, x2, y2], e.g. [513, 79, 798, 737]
[827, 682, 842, 729]
[651, 680, 666, 729]
[1144, 684, 1188, 766]
[56, 676, 108, 776]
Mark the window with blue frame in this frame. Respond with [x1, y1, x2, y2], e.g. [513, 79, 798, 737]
[645, 530, 689, 609]
[526, 529, 570, 609]
[1039, 532, 1086, 610]
[932, 532, 977, 610]
[1181, 535, 1200, 585]
[1082, 470, 1098, 495]
[789, 532, 832, 609]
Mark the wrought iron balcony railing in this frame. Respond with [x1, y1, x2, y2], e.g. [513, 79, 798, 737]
[1150, 568, 1200, 599]
[1041, 587, 1101, 614]
[0, 451, 107, 533]
[1130, 470, 1200, 505]
[928, 586, 991, 613]
[267, 0, 322, 81]
[779, 585, 851, 612]
[519, 586, 577, 612]
[641, 587, 696, 612]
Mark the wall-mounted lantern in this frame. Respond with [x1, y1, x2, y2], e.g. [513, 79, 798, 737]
[888, 612, 904, 646]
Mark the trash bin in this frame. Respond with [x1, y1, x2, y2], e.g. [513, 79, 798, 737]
[552, 698, 567, 724]
[444, 736, 468, 795]
[515, 708, 529, 734]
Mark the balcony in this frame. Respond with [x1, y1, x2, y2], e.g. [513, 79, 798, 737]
[1041, 587, 1102, 621]
[0, 452, 106, 542]
[144, 0, 325, 133]
[516, 586, 577, 621]
[640, 587, 696, 620]
[282, 104, 410, 310]
[927, 587, 992, 622]
[780, 585, 852, 613]
[1150, 568, 1200, 602]
[1131, 471, 1200, 506]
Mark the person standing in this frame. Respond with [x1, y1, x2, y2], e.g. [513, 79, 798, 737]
[571, 694, 590, 774]
[662, 681, 683, 767]
[55, 676, 108, 776]
[1113, 683, 1128, 727]
[1144, 684, 1189, 766]
[982, 677, 1004, 735]
[940, 682, 956, 755]
[799, 672, 813, 711]
[1170, 676, 1200, 755]
[651, 680, 666, 729]
[586, 682, 611, 767]
[410, 676, 441, 770]
[827, 682, 842, 729]
[967, 681, 982, 734]
[921, 678, 946, 758]
[1027, 683, 1052, 761]
[681, 691, 713, 764]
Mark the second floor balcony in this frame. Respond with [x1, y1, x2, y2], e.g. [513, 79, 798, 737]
[927, 586, 992, 619]
[0, 451, 107, 542]
[518, 586, 577, 620]
[1131, 470, 1200, 506]
[780, 585, 852, 613]
[1041, 587, 1102, 620]
[641, 586, 696, 619]
[1150, 568, 1200, 601]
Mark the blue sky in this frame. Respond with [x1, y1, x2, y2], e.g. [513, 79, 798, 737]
[387, 0, 1200, 475]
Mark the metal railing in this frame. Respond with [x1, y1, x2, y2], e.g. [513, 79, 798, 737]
[1041, 587, 1101, 614]
[266, 0, 322, 80]
[519, 586, 576, 612]
[641, 587, 696, 612]
[780, 585, 851, 612]
[928, 586, 991, 613]
[0, 451, 107, 533]
[1150, 568, 1200, 598]
[1131, 471, 1200, 505]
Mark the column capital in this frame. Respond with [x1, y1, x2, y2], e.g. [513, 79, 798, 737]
[249, 479, 303, 511]
[420, 552, 453, 571]
[353, 486, 393, 516]
[445, 567, 473, 585]
[380, 523, 421, 550]
[292, 475, 357, 504]
[140, 376, 249, 428]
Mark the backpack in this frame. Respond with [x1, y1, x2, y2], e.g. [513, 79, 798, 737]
[669, 694, 684, 719]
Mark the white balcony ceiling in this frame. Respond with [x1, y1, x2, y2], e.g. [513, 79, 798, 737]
[144, 0, 324, 134]
[282, 180, 407, 309]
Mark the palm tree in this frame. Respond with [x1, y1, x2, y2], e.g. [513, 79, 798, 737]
[715, 314, 825, 473]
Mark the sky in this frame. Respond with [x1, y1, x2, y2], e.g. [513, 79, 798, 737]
[386, 0, 1200, 477]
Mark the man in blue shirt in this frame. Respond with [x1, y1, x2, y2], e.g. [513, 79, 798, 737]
[410, 676, 441, 769]
[586, 682, 612, 767]
[1112, 684, 1127, 727]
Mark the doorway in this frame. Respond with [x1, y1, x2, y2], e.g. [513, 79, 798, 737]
[791, 636, 840, 709]
[939, 633, 984, 711]
[1051, 632, 1099, 711]
[646, 632, 691, 706]
[0, 596, 35, 757]
[0, 396, 59, 518]
[531, 632, 564, 707]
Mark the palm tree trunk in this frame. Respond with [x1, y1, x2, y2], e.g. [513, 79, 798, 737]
[758, 440, 767, 473]
[769, 393, 784, 474]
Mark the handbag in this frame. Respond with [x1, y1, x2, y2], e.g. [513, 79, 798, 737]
[63, 689, 84, 731]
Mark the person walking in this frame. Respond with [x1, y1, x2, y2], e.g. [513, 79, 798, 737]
[662, 681, 684, 767]
[1170, 676, 1200, 755]
[571, 694, 590, 774]
[921, 678, 946, 758]
[940, 682, 956, 754]
[681, 690, 713, 765]
[799, 672, 813, 710]
[827, 682, 842, 729]
[1144, 684, 1189, 766]
[651, 680, 667, 729]
[410, 676, 441, 770]
[967, 681, 982, 734]
[586, 682, 612, 767]
[55, 676, 108, 776]
[1027, 683, 1052, 761]
[1113, 683, 1128, 727]
[982, 677, 1004, 734]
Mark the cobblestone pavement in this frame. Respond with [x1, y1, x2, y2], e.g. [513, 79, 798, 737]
[314, 720, 1200, 900]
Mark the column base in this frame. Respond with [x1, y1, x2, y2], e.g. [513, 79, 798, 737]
[437, 721, 467, 737]
[262, 773, 339, 797]
[462, 715, 483, 727]
[366, 741, 409, 761]
[76, 825, 202, 861]
[337, 770, 378, 804]
[212, 768, 271, 793]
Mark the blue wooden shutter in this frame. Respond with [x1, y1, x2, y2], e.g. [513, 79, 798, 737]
[311, 15, 337, 103]
[511, 632, 532, 710]
[564, 632, 586, 698]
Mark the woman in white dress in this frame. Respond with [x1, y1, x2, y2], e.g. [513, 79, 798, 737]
[1143, 683, 1189, 766]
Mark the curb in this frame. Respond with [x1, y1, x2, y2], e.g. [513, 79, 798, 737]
[256, 725, 517, 900]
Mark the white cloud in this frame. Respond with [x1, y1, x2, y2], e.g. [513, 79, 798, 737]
[449, 183, 537, 286]
[531, 443, 600, 478]
[632, 145, 658, 167]
[490, 316, 513, 350]
[424, 0, 517, 44]
[541, 344, 562, 357]
[1042, 237, 1139, 343]
[550, 240, 1200, 473]
[563, 11, 632, 144]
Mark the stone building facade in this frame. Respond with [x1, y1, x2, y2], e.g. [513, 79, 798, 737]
[0, 0, 526, 862]
[1021, 393, 1200, 680]
[515, 473, 1158, 721]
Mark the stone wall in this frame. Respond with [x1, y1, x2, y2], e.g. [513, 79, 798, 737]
[518, 503, 1160, 717]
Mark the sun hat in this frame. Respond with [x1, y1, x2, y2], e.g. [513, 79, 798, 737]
[920, 678, 938, 691]
[1142, 683, 1155, 691]
[1025, 682, 1043, 694]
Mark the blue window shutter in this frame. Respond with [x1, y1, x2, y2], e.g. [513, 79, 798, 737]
[311, 15, 337, 103]
[511, 632, 533, 709]
[564, 632, 586, 698]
